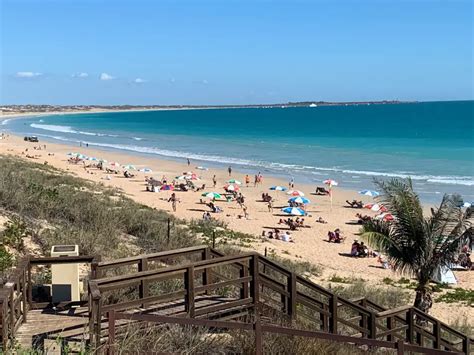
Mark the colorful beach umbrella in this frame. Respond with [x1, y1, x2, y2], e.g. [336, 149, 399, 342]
[375, 213, 394, 221]
[364, 203, 387, 212]
[224, 184, 240, 191]
[270, 186, 287, 191]
[160, 184, 174, 191]
[359, 190, 380, 197]
[227, 179, 242, 185]
[323, 179, 338, 186]
[202, 192, 222, 199]
[139, 168, 153, 173]
[281, 207, 306, 216]
[289, 196, 310, 204]
[287, 190, 305, 197]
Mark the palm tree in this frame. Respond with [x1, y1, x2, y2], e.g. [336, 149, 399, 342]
[359, 178, 472, 314]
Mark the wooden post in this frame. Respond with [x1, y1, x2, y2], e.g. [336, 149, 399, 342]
[21, 269, 27, 323]
[329, 295, 338, 334]
[138, 258, 149, 306]
[406, 308, 414, 344]
[287, 272, 297, 322]
[108, 310, 116, 355]
[1, 298, 7, 351]
[320, 304, 329, 332]
[254, 313, 263, 355]
[91, 260, 99, 280]
[27, 261, 32, 310]
[249, 255, 260, 306]
[9, 289, 14, 337]
[212, 231, 216, 249]
[185, 266, 195, 317]
[396, 339, 405, 355]
[368, 311, 377, 339]
[386, 316, 393, 342]
[433, 319, 441, 349]
[462, 335, 470, 355]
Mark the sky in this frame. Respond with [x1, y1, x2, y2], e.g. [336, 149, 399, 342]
[1, 0, 473, 105]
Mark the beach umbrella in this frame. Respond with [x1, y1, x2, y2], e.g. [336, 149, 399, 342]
[196, 166, 208, 170]
[160, 184, 174, 191]
[224, 184, 240, 192]
[359, 190, 380, 197]
[323, 179, 338, 186]
[364, 203, 387, 212]
[176, 175, 190, 180]
[270, 186, 287, 191]
[123, 164, 137, 170]
[289, 196, 310, 204]
[67, 152, 79, 156]
[99, 158, 108, 163]
[375, 213, 394, 221]
[287, 190, 305, 197]
[281, 207, 306, 216]
[77, 154, 88, 160]
[227, 179, 242, 185]
[88, 157, 98, 161]
[139, 168, 153, 173]
[202, 192, 222, 199]
[109, 161, 121, 168]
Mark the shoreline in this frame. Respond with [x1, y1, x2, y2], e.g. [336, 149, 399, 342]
[0, 133, 472, 323]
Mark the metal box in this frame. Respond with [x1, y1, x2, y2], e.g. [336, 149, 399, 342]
[50, 245, 80, 303]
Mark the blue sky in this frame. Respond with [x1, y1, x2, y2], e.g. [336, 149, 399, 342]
[1, 0, 472, 105]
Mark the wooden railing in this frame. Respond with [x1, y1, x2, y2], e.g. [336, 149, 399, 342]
[0, 255, 96, 351]
[1, 245, 473, 354]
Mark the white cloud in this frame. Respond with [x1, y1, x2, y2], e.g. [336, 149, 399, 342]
[72, 72, 89, 78]
[100, 73, 115, 80]
[134, 78, 146, 83]
[16, 71, 42, 78]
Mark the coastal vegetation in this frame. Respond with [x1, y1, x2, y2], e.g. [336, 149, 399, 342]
[360, 178, 472, 314]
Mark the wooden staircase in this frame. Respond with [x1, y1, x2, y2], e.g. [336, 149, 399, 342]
[2, 245, 473, 354]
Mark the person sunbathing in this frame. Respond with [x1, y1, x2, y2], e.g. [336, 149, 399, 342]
[315, 187, 330, 195]
[124, 171, 135, 178]
[316, 217, 327, 224]
[281, 231, 294, 242]
[346, 200, 363, 208]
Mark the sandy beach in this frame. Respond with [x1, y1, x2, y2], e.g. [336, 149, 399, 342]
[0, 132, 472, 323]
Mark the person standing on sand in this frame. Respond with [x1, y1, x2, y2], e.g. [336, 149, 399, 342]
[268, 200, 273, 212]
[187, 158, 190, 166]
[289, 177, 294, 189]
[168, 192, 179, 212]
[228, 166, 232, 176]
[245, 174, 250, 187]
[212, 175, 217, 188]
[254, 174, 258, 187]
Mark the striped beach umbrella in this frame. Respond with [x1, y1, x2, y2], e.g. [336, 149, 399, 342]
[270, 186, 287, 191]
[160, 184, 174, 191]
[281, 207, 306, 216]
[359, 190, 380, 197]
[224, 184, 240, 192]
[323, 179, 338, 186]
[227, 179, 242, 185]
[364, 203, 387, 212]
[202, 192, 222, 199]
[289, 196, 310, 204]
[375, 213, 394, 221]
[287, 190, 305, 197]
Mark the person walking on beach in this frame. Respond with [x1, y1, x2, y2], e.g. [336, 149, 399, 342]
[168, 193, 179, 212]
[212, 175, 217, 188]
[254, 174, 258, 187]
[267, 200, 273, 212]
[228, 166, 232, 176]
[245, 174, 250, 187]
[187, 158, 190, 166]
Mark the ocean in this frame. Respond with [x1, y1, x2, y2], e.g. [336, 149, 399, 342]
[2, 101, 473, 203]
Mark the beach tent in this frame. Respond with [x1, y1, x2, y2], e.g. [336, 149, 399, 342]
[432, 266, 457, 285]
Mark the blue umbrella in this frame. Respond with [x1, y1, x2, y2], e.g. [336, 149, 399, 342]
[289, 196, 310, 204]
[281, 207, 306, 216]
[359, 190, 380, 197]
[270, 186, 287, 191]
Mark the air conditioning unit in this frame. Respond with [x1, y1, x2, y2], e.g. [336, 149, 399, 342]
[50, 245, 80, 303]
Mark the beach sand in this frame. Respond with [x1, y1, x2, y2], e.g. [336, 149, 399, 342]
[0, 133, 472, 324]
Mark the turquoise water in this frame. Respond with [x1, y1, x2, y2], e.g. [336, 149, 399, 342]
[2, 101, 473, 202]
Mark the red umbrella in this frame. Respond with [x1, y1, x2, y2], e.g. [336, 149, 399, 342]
[224, 184, 240, 192]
